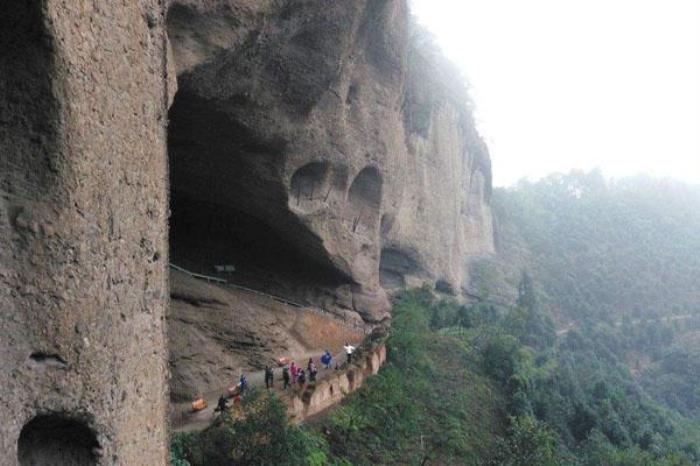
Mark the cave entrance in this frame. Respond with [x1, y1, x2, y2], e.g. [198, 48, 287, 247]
[166, 94, 351, 299]
[165, 7, 351, 303]
[18, 415, 99, 466]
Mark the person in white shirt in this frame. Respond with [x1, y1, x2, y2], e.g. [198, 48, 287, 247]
[343, 342, 355, 365]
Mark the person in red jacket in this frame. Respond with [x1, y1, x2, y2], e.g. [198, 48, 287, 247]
[290, 361, 298, 384]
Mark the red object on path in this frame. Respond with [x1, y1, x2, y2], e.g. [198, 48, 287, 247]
[191, 398, 207, 412]
[290, 362, 298, 381]
[277, 357, 291, 366]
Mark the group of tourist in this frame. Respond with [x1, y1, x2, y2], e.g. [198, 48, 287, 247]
[267, 342, 357, 391]
[215, 343, 357, 414]
[215, 373, 248, 414]
[278, 352, 322, 390]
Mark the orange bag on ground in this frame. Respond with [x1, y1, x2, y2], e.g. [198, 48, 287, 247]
[191, 397, 207, 411]
[277, 357, 290, 366]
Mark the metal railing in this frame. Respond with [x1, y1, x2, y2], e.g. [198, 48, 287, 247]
[224, 282, 304, 309]
[169, 263, 227, 284]
[169, 263, 368, 334]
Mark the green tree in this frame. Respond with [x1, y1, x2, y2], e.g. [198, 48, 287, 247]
[171, 391, 327, 466]
[496, 416, 558, 466]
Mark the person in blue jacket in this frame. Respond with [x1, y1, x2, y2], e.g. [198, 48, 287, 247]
[239, 374, 249, 394]
[320, 350, 332, 369]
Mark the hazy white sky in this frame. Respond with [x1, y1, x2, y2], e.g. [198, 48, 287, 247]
[410, 0, 700, 187]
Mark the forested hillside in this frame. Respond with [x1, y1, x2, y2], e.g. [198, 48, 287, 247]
[466, 171, 700, 453]
[471, 171, 700, 323]
[317, 291, 700, 465]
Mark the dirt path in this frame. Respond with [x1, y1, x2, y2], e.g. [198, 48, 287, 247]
[170, 348, 349, 433]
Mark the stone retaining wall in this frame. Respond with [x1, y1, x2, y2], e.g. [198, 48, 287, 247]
[288, 340, 387, 422]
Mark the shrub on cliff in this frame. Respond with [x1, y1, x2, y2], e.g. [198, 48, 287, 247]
[171, 390, 328, 466]
[320, 290, 502, 465]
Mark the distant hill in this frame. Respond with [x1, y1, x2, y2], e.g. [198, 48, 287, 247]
[471, 170, 700, 324]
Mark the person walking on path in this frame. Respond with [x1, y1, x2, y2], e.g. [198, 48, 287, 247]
[297, 368, 306, 386]
[214, 395, 228, 415]
[308, 358, 318, 382]
[264, 365, 274, 389]
[290, 361, 298, 385]
[239, 374, 249, 395]
[320, 350, 332, 369]
[282, 365, 291, 389]
[343, 342, 356, 366]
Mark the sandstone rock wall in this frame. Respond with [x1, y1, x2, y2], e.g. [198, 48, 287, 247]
[166, 0, 494, 324]
[0, 1, 170, 464]
[1, 0, 495, 462]
[384, 30, 495, 295]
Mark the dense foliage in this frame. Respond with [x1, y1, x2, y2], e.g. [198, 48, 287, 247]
[464, 171, 700, 462]
[320, 290, 699, 465]
[321, 291, 502, 465]
[473, 171, 700, 323]
[471, 172, 700, 416]
[171, 391, 328, 466]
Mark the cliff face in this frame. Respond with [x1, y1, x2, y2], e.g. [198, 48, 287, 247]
[0, 0, 493, 461]
[0, 1, 170, 464]
[166, 0, 494, 323]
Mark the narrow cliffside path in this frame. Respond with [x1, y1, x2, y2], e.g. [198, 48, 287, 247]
[170, 348, 349, 433]
[169, 269, 366, 400]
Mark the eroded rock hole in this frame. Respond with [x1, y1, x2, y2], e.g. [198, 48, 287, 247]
[347, 370, 355, 390]
[346, 84, 359, 105]
[347, 167, 382, 234]
[18, 415, 99, 466]
[0, 0, 60, 198]
[290, 161, 330, 211]
[379, 247, 422, 290]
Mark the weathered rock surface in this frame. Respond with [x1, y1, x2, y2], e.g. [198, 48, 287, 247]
[166, 0, 494, 325]
[1, 0, 494, 462]
[168, 270, 364, 400]
[1, 1, 170, 464]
